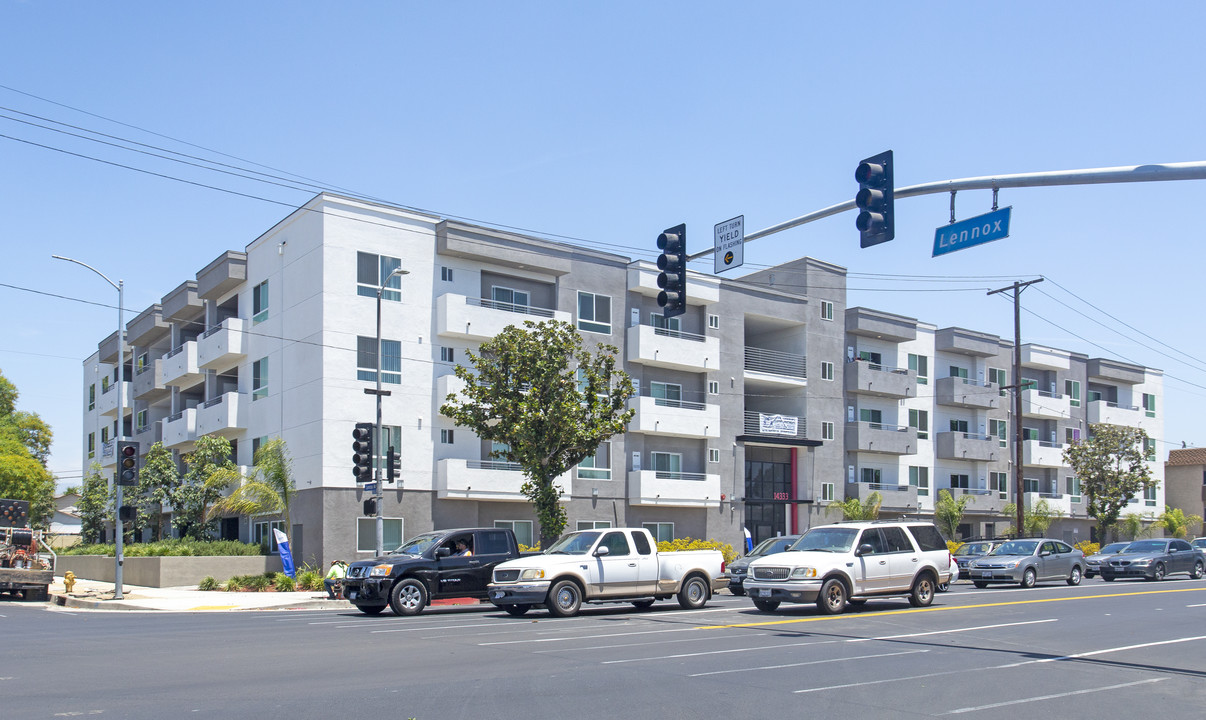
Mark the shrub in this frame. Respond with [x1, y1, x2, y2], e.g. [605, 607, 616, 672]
[224, 576, 244, 592]
[518, 543, 541, 553]
[198, 576, 219, 591]
[947, 541, 963, 554]
[296, 568, 323, 592]
[274, 573, 296, 592]
[656, 537, 737, 564]
[58, 539, 267, 557]
[1074, 541, 1100, 557]
[244, 574, 272, 592]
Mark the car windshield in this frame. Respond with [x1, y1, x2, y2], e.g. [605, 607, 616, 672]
[954, 542, 993, 556]
[1097, 542, 1130, 555]
[545, 531, 601, 555]
[790, 528, 858, 553]
[991, 540, 1039, 556]
[1120, 540, 1167, 554]
[390, 532, 444, 556]
[749, 537, 796, 557]
[1193, 539, 1206, 549]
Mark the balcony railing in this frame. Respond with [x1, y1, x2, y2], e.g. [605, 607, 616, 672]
[744, 346, 806, 378]
[953, 432, 992, 441]
[638, 388, 708, 411]
[860, 482, 911, 492]
[467, 296, 557, 318]
[165, 345, 184, 359]
[653, 471, 709, 481]
[467, 460, 523, 472]
[852, 361, 909, 375]
[651, 325, 706, 343]
[203, 395, 227, 409]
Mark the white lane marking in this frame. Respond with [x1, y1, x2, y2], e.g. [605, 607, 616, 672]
[795, 634, 1206, 694]
[370, 620, 520, 634]
[480, 626, 699, 645]
[690, 649, 930, 677]
[941, 678, 1165, 715]
[1186, 603, 1206, 607]
[534, 632, 770, 653]
[602, 619, 1057, 664]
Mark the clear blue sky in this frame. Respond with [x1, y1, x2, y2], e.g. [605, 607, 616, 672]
[3, 2, 1204, 489]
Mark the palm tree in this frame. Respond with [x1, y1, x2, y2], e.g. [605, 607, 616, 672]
[1154, 506, 1202, 540]
[207, 438, 295, 536]
[827, 491, 882, 521]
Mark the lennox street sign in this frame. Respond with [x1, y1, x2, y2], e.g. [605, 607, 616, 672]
[714, 215, 744, 273]
[932, 206, 1012, 257]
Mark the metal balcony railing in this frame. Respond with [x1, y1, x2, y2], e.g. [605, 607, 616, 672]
[653, 471, 708, 481]
[650, 325, 707, 342]
[203, 395, 226, 409]
[467, 460, 523, 472]
[165, 345, 185, 359]
[744, 346, 806, 378]
[637, 388, 708, 411]
[851, 360, 909, 375]
[857, 482, 910, 492]
[467, 297, 557, 319]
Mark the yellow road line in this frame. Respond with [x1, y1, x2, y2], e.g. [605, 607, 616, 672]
[188, 605, 239, 611]
[700, 586, 1206, 629]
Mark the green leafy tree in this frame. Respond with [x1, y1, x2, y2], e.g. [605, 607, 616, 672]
[827, 491, 882, 521]
[1063, 424, 1157, 542]
[1003, 498, 1056, 537]
[1119, 511, 1154, 541]
[175, 434, 236, 540]
[77, 462, 111, 543]
[440, 320, 634, 547]
[0, 369, 56, 528]
[138, 442, 180, 540]
[1154, 505, 1202, 540]
[207, 438, 296, 534]
[934, 489, 971, 539]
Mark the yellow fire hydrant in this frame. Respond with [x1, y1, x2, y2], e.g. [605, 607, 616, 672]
[63, 571, 76, 593]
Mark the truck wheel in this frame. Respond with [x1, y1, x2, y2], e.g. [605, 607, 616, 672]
[501, 604, 530, 617]
[677, 575, 710, 610]
[730, 586, 746, 596]
[546, 580, 582, 617]
[973, 581, 988, 589]
[816, 578, 847, 615]
[389, 579, 428, 616]
[909, 574, 936, 607]
[357, 604, 387, 615]
[631, 599, 655, 609]
[752, 598, 779, 612]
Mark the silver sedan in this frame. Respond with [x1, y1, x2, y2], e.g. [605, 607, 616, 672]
[968, 538, 1084, 588]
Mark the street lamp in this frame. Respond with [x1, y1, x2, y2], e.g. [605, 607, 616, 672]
[373, 266, 407, 557]
[52, 254, 128, 599]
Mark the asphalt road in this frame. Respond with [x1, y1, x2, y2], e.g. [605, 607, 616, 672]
[6, 578, 1205, 719]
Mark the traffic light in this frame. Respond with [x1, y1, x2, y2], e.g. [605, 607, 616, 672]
[385, 447, 400, 483]
[352, 423, 374, 482]
[656, 223, 687, 318]
[363, 498, 377, 516]
[116, 441, 140, 486]
[855, 150, 894, 248]
[119, 505, 137, 523]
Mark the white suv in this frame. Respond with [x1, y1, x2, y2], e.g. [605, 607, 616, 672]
[743, 521, 951, 615]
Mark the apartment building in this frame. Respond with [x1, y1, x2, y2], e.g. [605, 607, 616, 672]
[80, 193, 1164, 564]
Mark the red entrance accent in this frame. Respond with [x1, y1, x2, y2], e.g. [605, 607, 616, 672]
[790, 447, 799, 533]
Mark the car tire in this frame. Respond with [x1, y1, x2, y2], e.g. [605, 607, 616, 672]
[546, 580, 583, 618]
[677, 575, 710, 610]
[909, 574, 936, 608]
[1020, 568, 1037, 589]
[1085, 571, 1095, 579]
[631, 599, 655, 609]
[501, 604, 531, 616]
[752, 598, 780, 612]
[1102, 575, 1115, 582]
[388, 578, 428, 616]
[1066, 566, 1082, 586]
[816, 578, 847, 615]
[730, 586, 746, 596]
[973, 581, 988, 589]
[1192, 560, 1205, 580]
[357, 604, 387, 615]
[847, 598, 867, 606]
[1147, 563, 1166, 582]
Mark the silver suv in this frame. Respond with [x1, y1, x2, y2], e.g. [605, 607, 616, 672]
[743, 521, 951, 615]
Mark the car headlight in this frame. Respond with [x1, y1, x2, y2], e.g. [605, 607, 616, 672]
[1004, 561, 1020, 569]
[369, 564, 392, 577]
[790, 567, 817, 579]
[1130, 558, 1153, 566]
[519, 569, 545, 580]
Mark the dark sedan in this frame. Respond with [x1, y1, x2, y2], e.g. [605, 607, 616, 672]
[725, 535, 800, 595]
[1099, 538, 1205, 582]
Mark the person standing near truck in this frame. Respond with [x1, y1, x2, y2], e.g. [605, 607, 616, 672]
[324, 560, 347, 599]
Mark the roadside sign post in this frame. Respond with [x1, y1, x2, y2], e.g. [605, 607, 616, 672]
[714, 215, 744, 273]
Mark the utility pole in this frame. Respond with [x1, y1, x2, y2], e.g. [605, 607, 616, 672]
[368, 266, 406, 557]
[988, 278, 1043, 537]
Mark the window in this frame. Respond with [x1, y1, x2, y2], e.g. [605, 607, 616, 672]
[1022, 426, 1039, 442]
[252, 358, 268, 400]
[578, 442, 611, 479]
[1066, 476, 1081, 503]
[651, 382, 682, 406]
[820, 301, 834, 321]
[881, 527, 912, 553]
[1065, 427, 1080, 446]
[821, 361, 834, 381]
[136, 409, 147, 432]
[861, 467, 881, 484]
[650, 452, 682, 475]
[950, 474, 970, 489]
[253, 520, 286, 552]
[440, 347, 455, 363]
[101, 426, 109, 444]
[357, 336, 401, 384]
[949, 365, 968, 379]
[1087, 389, 1102, 403]
[1024, 477, 1040, 493]
[949, 419, 969, 434]
[357, 517, 403, 552]
[990, 419, 1007, 448]
[909, 466, 929, 497]
[101, 375, 111, 393]
[136, 352, 147, 372]
[1065, 380, 1081, 407]
[439, 429, 455, 444]
[708, 314, 720, 330]
[989, 367, 1007, 396]
[441, 266, 453, 282]
[495, 520, 534, 548]
[821, 482, 835, 501]
[492, 286, 530, 312]
[88, 384, 96, 411]
[252, 280, 269, 324]
[1143, 485, 1157, 506]
[708, 380, 719, 395]
[577, 520, 612, 531]
[651, 313, 680, 331]
[908, 409, 928, 440]
[1143, 393, 1156, 418]
[992, 472, 1009, 499]
[251, 436, 269, 462]
[859, 408, 882, 426]
[858, 350, 883, 366]
[643, 522, 674, 543]
[822, 421, 835, 440]
[577, 291, 612, 334]
[87, 432, 95, 459]
[357, 252, 402, 301]
[908, 354, 928, 385]
[708, 448, 720, 463]
[1143, 437, 1156, 462]
[374, 425, 401, 472]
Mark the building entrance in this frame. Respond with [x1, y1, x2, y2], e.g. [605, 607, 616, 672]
[744, 447, 792, 547]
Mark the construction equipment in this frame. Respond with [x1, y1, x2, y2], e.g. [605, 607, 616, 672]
[0, 499, 55, 602]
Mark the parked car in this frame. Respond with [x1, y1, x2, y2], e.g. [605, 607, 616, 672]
[1084, 542, 1131, 578]
[951, 539, 1007, 579]
[742, 521, 951, 615]
[726, 535, 800, 595]
[1191, 538, 1206, 551]
[1098, 538, 1205, 582]
[938, 555, 959, 592]
[967, 538, 1084, 588]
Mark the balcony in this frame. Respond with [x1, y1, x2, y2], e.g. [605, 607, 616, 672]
[162, 408, 197, 448]
[1025, 490, 1072, 516]
[949, 487, 1008, 514]
[627, 324, 719, 373]
[627, 395, 720, 438]
[436, 293, 571, 341]
[845, 422, 917, 455]
[936, 431, 1000, 463]
[742, 411, 808, 441]
[198, 318, 246, 372]
[627, 470, 721, 508]
[97, 381, 132, 417]
[844, 360, 915, 398]
[435, 373, 467, 404]
[1020, 345, 1070, 371]
[195, 392, 246, 438]
[436, 458, 570, 502]
[936, 376, 1001, 409]
[1021, 388, 1071, 419]
[162, 341, 203, 388]
[132, 359, 168, 402]
[1086, 400, 1142, 426]
[845, 482, 917, 510]
[743, 346, 806, 387]
[132, 419, 163, 448]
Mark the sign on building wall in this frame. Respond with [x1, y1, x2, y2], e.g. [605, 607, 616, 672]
[759, 413, 798, 436]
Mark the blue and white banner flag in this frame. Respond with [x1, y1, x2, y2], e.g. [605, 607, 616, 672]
[743, 526, 753, 553]
[273, 528, 296, 579]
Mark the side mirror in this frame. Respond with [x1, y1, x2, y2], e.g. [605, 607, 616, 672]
[855, 544, 874, 557]
[436, 547, 451, 558]
[593, 545, 611, 557]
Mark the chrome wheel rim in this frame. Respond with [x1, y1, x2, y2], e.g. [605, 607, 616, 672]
[400, 585, 422, 609]
[556, 586, 577, 610]
[824, 584, 844, 611]
[686, 579, 706, 604]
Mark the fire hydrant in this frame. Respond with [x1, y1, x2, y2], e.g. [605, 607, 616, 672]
[63, 571, 76, 593]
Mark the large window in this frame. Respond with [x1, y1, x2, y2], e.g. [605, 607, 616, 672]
[136, 409, 147, 432]
[650, 312, 681, 331]
[989, 367, 1007, 396]
[643, 522, 674, 543]
[861, 467, 881, 484]
[650, 452, 682, 475]
[1065, 380, 1081, 407]
[88, 384, 96, 410]
[357, 252, 402, 301]
[650, 382, 682, 406]
[577, 291, 611, 334]
[859, 408, 882, 426]
[992, 471, 1009, 499]
[578, 441, 611, 479]
[909, 466, 929, 497]
[87, 432, 95, 459]
[908, 409, 928, 439]
[577, 520, 612, 531]
[949, 365, 968, 379]
[357, 517, 403, 552]
[1143, 393, 1156, 418]
[821, 482, 835, 501]
[990, 419, 1007, 448]
[252, 357, 268, 400]
[495, 520, 533, 548]
[1066, 476, 1081, 503]
[908, 354, 928, 385]
[1143, 485, 1157, 506]
[949, 419, 969, 434]
[950, 474, 970, 489]
[253, 519, 286, 552]
[357, 336, 401, 384]
[252, 280, 269, 324]
[492, 286, 530, 313]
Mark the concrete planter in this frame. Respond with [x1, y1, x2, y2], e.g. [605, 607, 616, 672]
[58, 555, 283, 588]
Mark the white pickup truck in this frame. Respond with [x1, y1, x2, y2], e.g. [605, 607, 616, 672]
[486, 527, 726, 617]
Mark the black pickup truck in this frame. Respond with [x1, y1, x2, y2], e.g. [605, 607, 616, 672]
[342, 527, 524, 616]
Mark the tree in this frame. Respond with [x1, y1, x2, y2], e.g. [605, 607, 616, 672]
[0, 369, 56, 529]
[77, 462, 111, 543]
[440, 320, 635, 547]
[1063, 424, 1157, 542]
[1119, 512, 1154, 541]
[138, 442, 181, 540]
[1003, 498, 1056, 537]
[827, 491, 882, 521]
[207, 438, 295, 534]
[1154, 506, 1202, 540]
[175, 434, 236, 539]
[934, 489, 971, 539]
